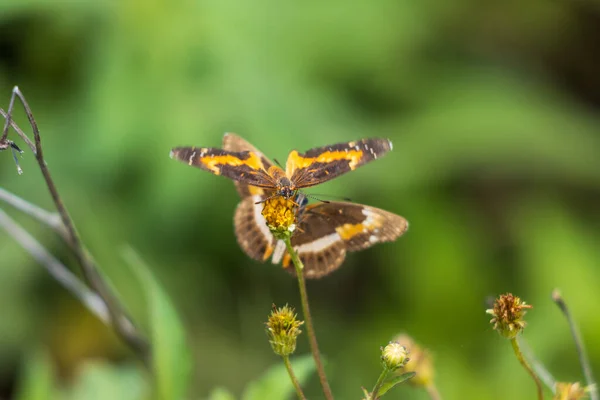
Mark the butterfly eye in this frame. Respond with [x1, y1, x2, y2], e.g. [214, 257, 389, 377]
[278, 187, 294, 199]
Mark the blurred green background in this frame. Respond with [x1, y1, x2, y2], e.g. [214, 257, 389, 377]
[1, 0, 599, 399]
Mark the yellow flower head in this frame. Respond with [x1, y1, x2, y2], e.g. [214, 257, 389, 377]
[261, 196, 298, 238]
[265, 304, 304, 356]
[393, 334, 435, 387]
[554, 382, 593, 400]
[486, 293, 532, 339]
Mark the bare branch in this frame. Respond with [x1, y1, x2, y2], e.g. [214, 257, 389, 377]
[0, 208, 110, 323]
[0, 107, 36, 153]
[0, 187, 66, 238]
[1, 87, 150, 366]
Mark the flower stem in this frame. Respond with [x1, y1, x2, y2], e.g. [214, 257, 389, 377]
[425, 383, 442, 400]
[284, 237, 334, 400]
[519, 337, 556, 393]
[370, 368, 389, 400]
[283, 356, 307, 400]
[511, 337, 544, 400]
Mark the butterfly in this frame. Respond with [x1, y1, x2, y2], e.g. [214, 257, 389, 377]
[170, 133, 408, 278]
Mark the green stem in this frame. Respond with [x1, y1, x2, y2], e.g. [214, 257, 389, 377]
[511, 337, 544, 400]
[370, 368, 389, 400]
[283, 356, 307, 400]
[284, 237, 334, 400]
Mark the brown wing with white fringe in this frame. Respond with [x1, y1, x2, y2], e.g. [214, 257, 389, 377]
[280, 201, 409, 278]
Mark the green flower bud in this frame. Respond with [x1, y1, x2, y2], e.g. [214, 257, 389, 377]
[381, 342, 409, 371]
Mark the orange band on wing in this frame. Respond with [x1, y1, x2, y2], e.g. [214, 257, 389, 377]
[262, 243, 274, 261]
[335, 223, 366, 240]
[201, 153, 265, 175]
[282, 253, 292, 268]
[247, 185, 265, 196]
[335, 217, 384, 240]
[286, 149, 363, 174]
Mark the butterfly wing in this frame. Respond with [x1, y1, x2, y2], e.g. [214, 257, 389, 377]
[170, 144, 276, 189]
[233, 194, 281, 263]
[281, 201, 408, 278]
[222, 133, 284, 263]
[222, 133, 276, 198]
[285, 138, 393, 189]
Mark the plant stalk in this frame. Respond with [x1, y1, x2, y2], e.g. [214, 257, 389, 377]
[284, 236, 334, 400]
[425, 383, 442, 400]
[511, 337, 544, 400]
[370, 368, 389, 400]
[283, 356, 307, 400]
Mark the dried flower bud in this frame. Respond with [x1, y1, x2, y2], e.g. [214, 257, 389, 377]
[393, 334, 434, 387]
[381, 342, 409, 371]
[554, 382, 593, 400]
[262, 196, 297, 239]
[486, 293, 532, 339]
[265, 304, 304, 356]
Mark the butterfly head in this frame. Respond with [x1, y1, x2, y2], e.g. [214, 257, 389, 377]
[275, 177, 296, 199]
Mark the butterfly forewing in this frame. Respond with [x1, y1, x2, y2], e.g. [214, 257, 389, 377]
[286, 138, 393, 189]
[170, 146, 276, 189]
[222, 133, 276, 198]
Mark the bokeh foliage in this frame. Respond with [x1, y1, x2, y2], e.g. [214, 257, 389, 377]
[1, 0, 599, 398]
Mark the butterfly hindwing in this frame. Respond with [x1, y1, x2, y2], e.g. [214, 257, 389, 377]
[234, 195, 278, 262]
[170, 146, 276, 189]
[306, 201, 409, 251]
[286, 138, 393, 189]
[281, 201, 408, 278]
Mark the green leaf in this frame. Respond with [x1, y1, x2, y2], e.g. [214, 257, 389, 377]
[63, 362, 147, 400]
[242, 354, 315, 400]
[123, 247, 192, 400]
[208, 387, 237, 400]
[14, 349, 56, 400]
[377, 372, 416, 397]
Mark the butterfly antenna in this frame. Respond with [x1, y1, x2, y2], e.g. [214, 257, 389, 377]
[273, 158, 284, 168]
[305, 193, 352, 203]
[254, 193, 277, 205]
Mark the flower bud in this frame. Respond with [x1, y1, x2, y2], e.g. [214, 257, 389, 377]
[381, 341, 409, 371]
[265, 304, 304, 356]
[486, 293, 532, 339]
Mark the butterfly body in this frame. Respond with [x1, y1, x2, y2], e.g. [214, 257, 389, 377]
[171, 133, 407, 278]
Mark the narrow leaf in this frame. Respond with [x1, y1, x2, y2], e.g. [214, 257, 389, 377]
[124, 247, 192, 400]
[377, 372, 416, 397]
